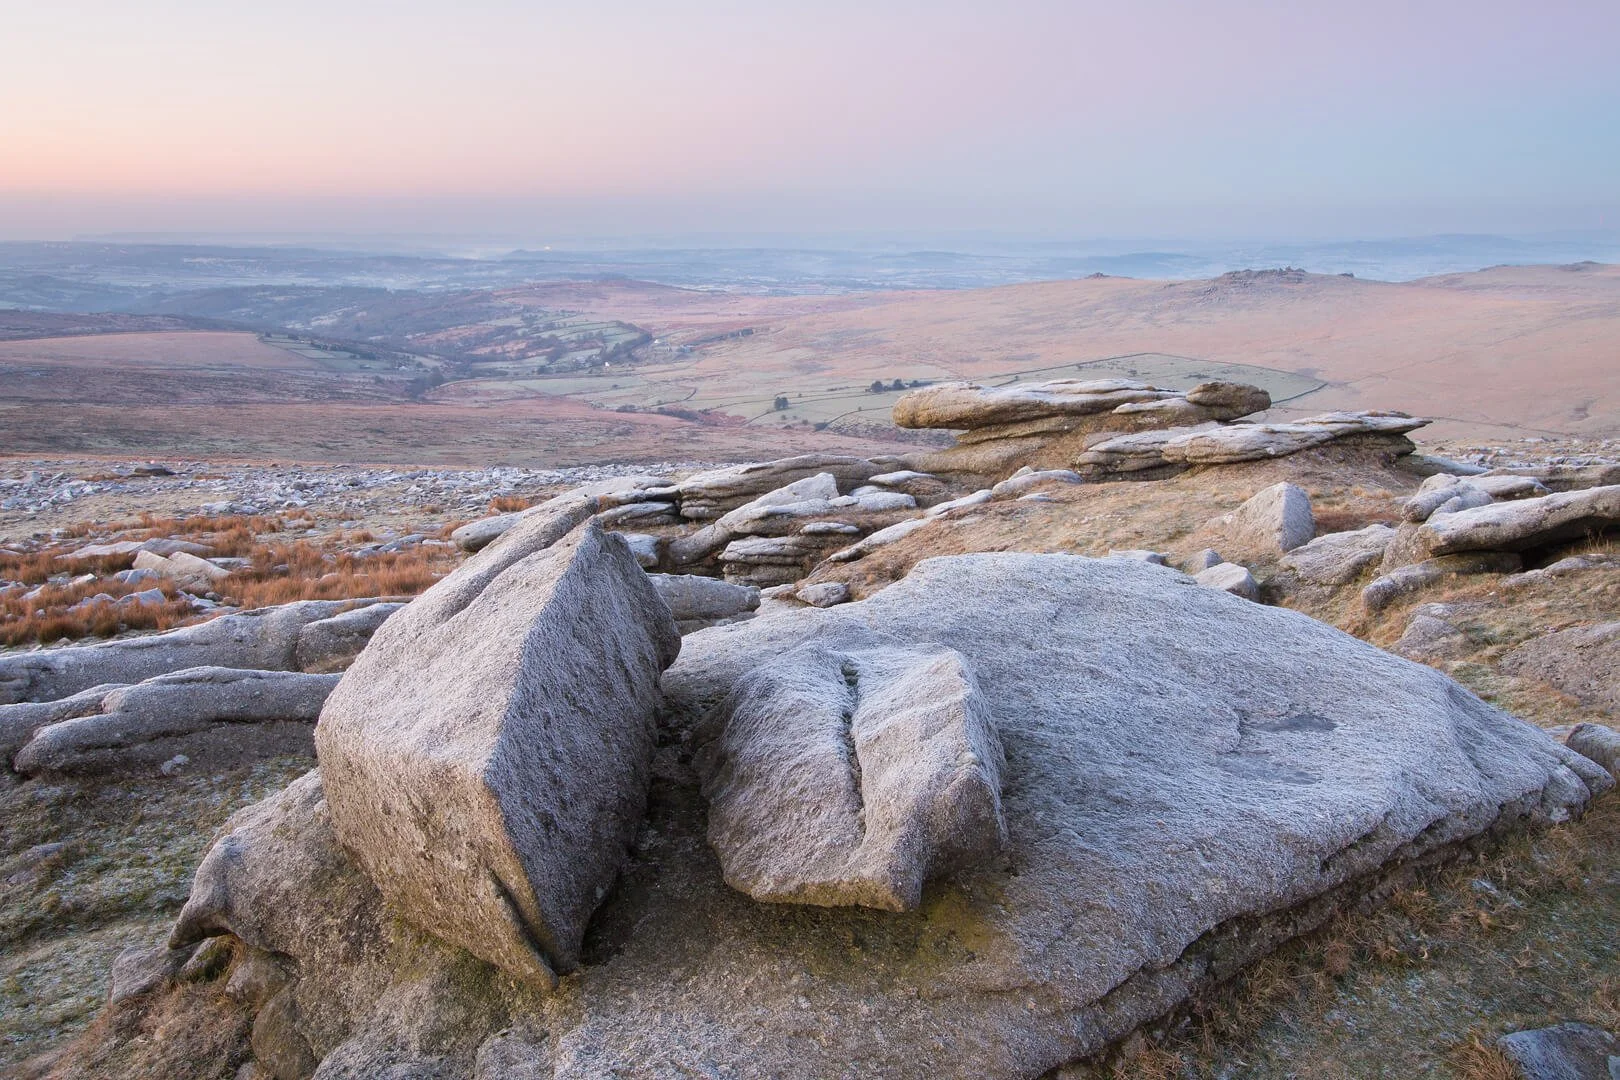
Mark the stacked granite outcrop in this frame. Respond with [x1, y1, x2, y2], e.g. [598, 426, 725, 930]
[889, 377, 1429, 480]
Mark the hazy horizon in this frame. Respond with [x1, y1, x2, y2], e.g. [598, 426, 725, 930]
[5, 0, 1618, 242]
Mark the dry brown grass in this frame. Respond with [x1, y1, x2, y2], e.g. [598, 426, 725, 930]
[2, 513, 458, 645]
[219, 540, 455, 608]
[128, 512, 284, 557]
[1105, 797, 1620, 1077]
[0, 578, 196, 647]
[1445, 1036, 1517, 1080]
[1, 549, 137, 584]
[1105, 1041, 1185, 1080]
[488, 494, 536, 513]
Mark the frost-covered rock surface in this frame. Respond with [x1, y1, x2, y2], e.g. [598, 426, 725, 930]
[146, 552, 1609, 1080]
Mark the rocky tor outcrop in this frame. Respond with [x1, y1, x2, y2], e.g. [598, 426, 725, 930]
[1076, 411, 1429, 478]
[893, 379, 1280, 478]
[892, 378, 1270, 431]
[675, 454, 886, 520]
[315, 499, 681, 984]
[1402, 472, 1550, 522]
[73, 549, 1614, 1080]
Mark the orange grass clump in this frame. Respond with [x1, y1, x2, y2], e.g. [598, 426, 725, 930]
[1, 577, 197, 647]
[220, 541, 456, 608]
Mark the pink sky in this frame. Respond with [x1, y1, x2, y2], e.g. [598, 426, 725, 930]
[2, 0, 1617, 238]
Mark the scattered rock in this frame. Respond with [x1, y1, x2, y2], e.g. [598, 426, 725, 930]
[1108, 549, 1169, 565]
[925, 489, 993, 517]
[0, 681, 130, 764]
[1195, 562, 1259, 599]
[1361, 552, 1523, 611]
[1392, 604, 1473, 660]
[795, 581, 851, 607]
[825, 517, 934, 563]
[1278, 524, 1394, 585]
[451, 512, 524, 553]
[1419, 485, 1620, 556]
[252, 987, 320, 1080]
[315, 515, 681, 983]
[989, 469, 1083, 498]
[12, 667, 341, 775]
[1407, 454, 1489, 477]
[1429, 485, 1496, 519]
[1500, 623, 1620, 716]
[648, 573, 760, 623]
[0, 598, 396, 705]
[130, 549, 231, 592]
[862, 470, 946, 499]
[59, 537, 213, 562]
[694, 640, 1006, 910]
[1209, 482, 1316, 555]
[615, 532, 662, 568]
[800, 521, 861, 536]
[107, 941, 196, 1005]
[594, 501, 678, 528]
[1497, 1022, 1620, 1080]
[1484, 463, 1620, 492]
[294, 602, 407, 673]
[1567, 724, 1620, 780]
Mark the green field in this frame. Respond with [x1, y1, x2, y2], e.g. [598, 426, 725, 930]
[258, 334, 399, 373]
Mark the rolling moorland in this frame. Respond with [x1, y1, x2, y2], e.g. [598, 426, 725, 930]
[1, 262, 1617, 469]
[2, 247, 1619, 1078]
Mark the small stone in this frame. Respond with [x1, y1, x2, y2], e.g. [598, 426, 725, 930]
[108, 942, 195, 1004]
[1107, 549, 1168, 565]
[1195, 562, 1259, 600]
[1567, 724, 1620, 780]
[796, 582, 851, 608]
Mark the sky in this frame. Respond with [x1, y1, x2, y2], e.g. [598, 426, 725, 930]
[2, 0, 1618, 243]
